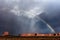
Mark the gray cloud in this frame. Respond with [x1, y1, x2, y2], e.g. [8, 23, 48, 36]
[0, 0, 60, 35]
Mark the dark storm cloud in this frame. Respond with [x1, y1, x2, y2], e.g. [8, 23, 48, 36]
[0, 0, 21, 35]
[0, 0, 60, 36]
[0, 0, 34, 35]
[40, 0, 60, 33]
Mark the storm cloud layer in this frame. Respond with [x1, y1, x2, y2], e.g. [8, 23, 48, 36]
[0, 0, 60, 35]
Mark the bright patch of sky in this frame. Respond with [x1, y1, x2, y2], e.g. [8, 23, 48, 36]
[5, 0, 20, 2]
[10, 5, 21, 16]
[25, 7, 43, 18]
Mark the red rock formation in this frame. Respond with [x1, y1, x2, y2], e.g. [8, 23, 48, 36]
[2, 32, 9, 36]
[21, 33, 35, 36]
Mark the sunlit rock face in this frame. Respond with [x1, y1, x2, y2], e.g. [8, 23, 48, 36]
[0, 0, 60, 36]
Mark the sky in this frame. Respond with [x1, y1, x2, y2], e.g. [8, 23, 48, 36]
[0, 0, 60, 36]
